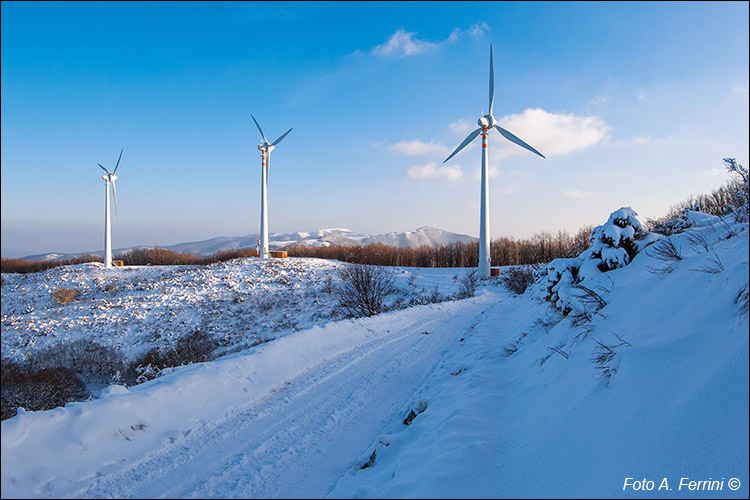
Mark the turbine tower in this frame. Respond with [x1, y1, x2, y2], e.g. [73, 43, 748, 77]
[251, 114, 292, 259]
[97, 149, 122, 268]
[444, 45, 544, 278]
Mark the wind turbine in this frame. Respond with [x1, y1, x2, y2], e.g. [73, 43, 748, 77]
[97, 148, 122, 268]
[444, 45, 545, 278]
[251, 114, 292, 259]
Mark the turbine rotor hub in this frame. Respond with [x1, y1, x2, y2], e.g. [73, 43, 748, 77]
[478, 114, 496, 130]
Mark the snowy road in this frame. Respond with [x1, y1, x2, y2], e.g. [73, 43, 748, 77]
[64, 297, 493, 499]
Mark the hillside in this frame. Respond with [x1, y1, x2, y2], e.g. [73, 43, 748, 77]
[1, 210, 748, 498]
[17, 226, 478, 262]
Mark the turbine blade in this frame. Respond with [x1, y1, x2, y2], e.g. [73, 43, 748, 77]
[489, 44, 494, 116]
[110, 181, 119, 219]
[112, 148, 123, 175]
[494, 125, 545, 158]
[251, 114, 268, 143]
[444, 128, 482, 163]
[98, 163, 109, 174]
[271, 127, 293, 146]
[266, 152, 270, 184]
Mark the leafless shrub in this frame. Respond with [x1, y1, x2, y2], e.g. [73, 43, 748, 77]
[407, 272, 418, 288]
[590, 334, 631, 382]
[128, 329, 220, 384]
[456, 269, 479, 299]
[335, 264, 396, 318]
[648, 239, 683, 263]
[572, 285, 607, 311]
[1, 359, 90, 421]
[736, 282, 749, 316]
[569, 310, 606, 329]
[690, 251, 725, 274]
[647, 263, 676, 275]
[52, 287, 78, 305]
[571, 323, 596, 346]
[426, 285, 443, 304]
[685, 232, 712, 253]
[591, 339, 618, 380]
[30, 339, 127, 384]
[717, 214, 740, 239]
[500, 265, 537, 295]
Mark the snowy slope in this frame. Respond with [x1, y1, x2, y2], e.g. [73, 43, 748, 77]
[329, 216, 749, 499]
[1, 214, 748, 499]
[1, 258, 466, 365]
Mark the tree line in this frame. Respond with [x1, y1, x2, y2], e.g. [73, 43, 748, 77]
[284, 226, 593, 268]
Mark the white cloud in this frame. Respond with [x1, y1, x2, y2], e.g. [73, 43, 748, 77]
[496, 108, 611, 158]
[468, 22, 490, 37]
[447, 28, 461, 44]
[374, 22, 489, 58]
[373, 29, 437, 57]
[407, 161, 463, 182]
[733, 84, 748, 95]
[390, 140, 450, 157]
[563, 189, 593, 198]
[449, 22, 490, 42]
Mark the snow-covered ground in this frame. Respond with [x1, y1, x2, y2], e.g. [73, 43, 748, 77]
[1, 213, 748, 498]
[1, 258, 468, 365]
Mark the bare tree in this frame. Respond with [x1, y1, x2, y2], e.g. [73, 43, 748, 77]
[335, 264, 396, 318]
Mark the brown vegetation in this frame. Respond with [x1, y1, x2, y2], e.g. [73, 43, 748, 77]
[1, 254, 103, 274]
[286, 226, 593, 268]
[51, 287, 78, 305]
[1, 248, 257, 274]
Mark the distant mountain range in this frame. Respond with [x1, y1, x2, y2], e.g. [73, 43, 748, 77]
[17, 227, 478, 262]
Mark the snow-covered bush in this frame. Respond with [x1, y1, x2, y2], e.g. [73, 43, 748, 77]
[535, 207, 659, 314]
[723, 157, 749, 223]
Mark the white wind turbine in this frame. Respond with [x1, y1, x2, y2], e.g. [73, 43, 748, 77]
[97, 148, 123, 268]
[444, 45, 545, 278]
[251, 114, 293, 259]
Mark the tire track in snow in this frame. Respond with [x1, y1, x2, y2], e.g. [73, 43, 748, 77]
[67, 299, 491, 499]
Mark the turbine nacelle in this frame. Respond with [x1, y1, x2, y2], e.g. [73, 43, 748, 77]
[258, 143, 275, 153]
[102, 174, 117, 183]
[478, 114, 496, 130]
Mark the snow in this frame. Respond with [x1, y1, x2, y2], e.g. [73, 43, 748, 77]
[1, 213, 748, 499]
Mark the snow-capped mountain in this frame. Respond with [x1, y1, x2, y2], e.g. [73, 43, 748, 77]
[19, 227, 478, 261]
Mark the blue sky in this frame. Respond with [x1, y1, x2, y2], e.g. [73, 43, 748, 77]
[2, 1, 748, 257]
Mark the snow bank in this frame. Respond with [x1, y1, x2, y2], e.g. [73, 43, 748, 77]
[329, 215, 749, 499]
